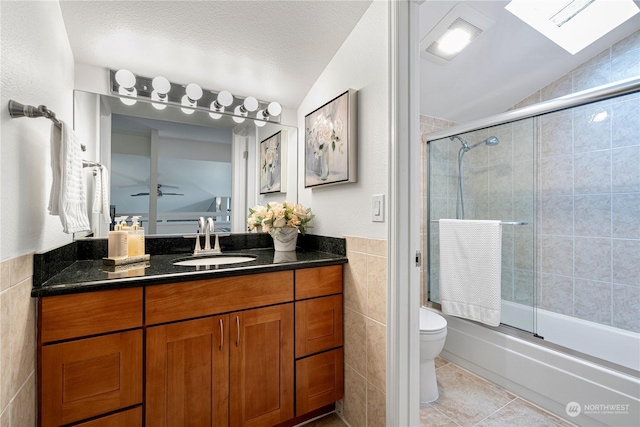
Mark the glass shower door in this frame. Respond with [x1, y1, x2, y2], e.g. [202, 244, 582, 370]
[425, 117, 536, 334]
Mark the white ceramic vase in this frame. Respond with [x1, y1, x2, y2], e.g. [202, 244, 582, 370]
[272, 228, 298, 251]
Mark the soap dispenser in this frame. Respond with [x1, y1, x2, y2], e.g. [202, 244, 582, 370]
[108, 217, 129, 259]
[128, 216, 145, 257]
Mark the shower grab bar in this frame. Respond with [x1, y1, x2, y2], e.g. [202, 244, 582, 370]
[430, 220, 528, 226]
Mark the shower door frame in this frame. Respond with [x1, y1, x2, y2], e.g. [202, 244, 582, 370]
[423, 76, 640, 378]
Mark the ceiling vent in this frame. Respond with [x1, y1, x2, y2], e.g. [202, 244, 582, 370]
[420, 3, 495, 64]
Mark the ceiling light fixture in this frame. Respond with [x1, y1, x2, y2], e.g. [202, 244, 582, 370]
[109, 70, 282, 124]
[151, 76, 170, 110]
[420, 3, 494, 64]
[505, 0, 640, 55]
[115, 69, 137, 106]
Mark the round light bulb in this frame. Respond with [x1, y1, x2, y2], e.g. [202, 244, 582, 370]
[151, 90, 167, 110]
[217, 90, 233, 107]
[267, 101, 282, 117]
[181, 95, 195, 114]
[254, 119, 266, 128]
[118, 86, 137, 106]
[209, 112, 222, 120]
[185, 83, 203, 101]
[233, 116, 245, 124]
[115, 69, 136, 89]
[243, 96, 258, 112]
[152, 76, 171, 94]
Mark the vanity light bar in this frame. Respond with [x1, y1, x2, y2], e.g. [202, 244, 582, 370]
[109, 70, 281, 124]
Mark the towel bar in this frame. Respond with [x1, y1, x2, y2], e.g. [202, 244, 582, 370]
[8, 99, 86, 151]
[430, 220, 528, 226]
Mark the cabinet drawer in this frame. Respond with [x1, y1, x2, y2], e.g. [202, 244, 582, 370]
[295, 266, 342, 300]
[296, 348, 344, 416]
[40, 288, 143, 343]
[295, 295, 343, 358]
[73, 406, 142, 427]
[146, 271, 294, 325]
[40, 330, 143, 427]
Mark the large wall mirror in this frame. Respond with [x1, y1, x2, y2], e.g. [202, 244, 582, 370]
[74, 90, 298, 237]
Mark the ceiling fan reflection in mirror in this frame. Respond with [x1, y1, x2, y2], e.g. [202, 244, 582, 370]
[131, 184, 184, 197]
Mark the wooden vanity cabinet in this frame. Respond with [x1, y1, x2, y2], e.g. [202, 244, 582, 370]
[38, 265, 344, 426]
[293, 265, 344, 417]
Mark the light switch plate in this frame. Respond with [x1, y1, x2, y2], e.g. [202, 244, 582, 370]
[372, 194, 385, 222]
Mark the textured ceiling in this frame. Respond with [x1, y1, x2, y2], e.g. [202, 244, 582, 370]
[420, 0, 640, 123]
[59, 0, 372, 110]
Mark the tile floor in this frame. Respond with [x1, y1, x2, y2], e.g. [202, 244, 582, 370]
[303, 358, 573, 427]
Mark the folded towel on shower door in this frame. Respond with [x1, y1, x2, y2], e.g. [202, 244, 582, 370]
[48, 122, 91, 233]
[92, 164, 111, 224]
[439, 219, 502, 326]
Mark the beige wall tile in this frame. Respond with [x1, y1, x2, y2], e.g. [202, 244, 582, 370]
[344, 308, 367, 377]
[9, 280, 35, 399]
[9, 373, 35, 427]
[366, 239, 387, 257]
[343, 366, 367, 427]
[366, 320, 386, 392]
[345, 236, 368, 253]
[10, 255, 32, 288]
[0, 407, 8, 427]
[367, 383, 386, 427]
[344, 251, 368, 314]
[0, 290, 10, 413]
[0, 262, 9, 292]
[366, 255, 387, 325]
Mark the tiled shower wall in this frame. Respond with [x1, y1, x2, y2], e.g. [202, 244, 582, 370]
[423, 29, 640, 333]
[0, 254, 37, 426]
[341, 236, 387, 427]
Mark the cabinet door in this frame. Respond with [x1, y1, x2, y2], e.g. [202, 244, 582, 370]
[40, 330, 142, 427]
[230, 304, 294, 427]
[146, 315, 229, 427]
[296, 348, 344, 416]
[295, 295, 343, 358]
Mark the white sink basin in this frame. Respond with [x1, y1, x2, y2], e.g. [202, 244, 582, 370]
[173, 256, 256, 267]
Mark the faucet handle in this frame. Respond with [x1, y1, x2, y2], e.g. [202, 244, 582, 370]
[198, 216, 205, 232]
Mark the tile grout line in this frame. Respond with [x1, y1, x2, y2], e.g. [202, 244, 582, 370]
[470, 399, 516, 427]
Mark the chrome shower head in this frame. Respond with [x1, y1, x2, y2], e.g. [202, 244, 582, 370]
[466, 136, 500, 151]
[485, 136, 499, 146]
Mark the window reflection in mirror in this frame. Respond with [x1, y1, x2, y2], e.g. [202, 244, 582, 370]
[73, 90, 297, 238]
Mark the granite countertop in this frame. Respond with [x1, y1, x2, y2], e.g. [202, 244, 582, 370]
[32, 234, 348, 297]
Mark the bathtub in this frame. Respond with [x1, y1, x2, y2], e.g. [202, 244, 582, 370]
[438, 305, 640, 426]
[500, 300, 640, 372]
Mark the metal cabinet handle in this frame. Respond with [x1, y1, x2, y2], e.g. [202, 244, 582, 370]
[236, 316, 240, 347]
[219, 318, 223, 351]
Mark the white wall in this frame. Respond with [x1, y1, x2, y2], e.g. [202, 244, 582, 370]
[0, 1, 75, 259]
[297, 1, 388, 239]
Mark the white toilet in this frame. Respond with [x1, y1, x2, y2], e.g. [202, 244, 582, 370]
[420, 308, 448, 403]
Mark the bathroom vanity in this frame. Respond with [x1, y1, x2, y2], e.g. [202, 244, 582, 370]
[32, 237, 346, 427]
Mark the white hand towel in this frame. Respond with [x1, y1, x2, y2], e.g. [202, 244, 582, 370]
[48, 122, 90, 233]
[439, 219, 502, 326]
[92, 165, 111, 223]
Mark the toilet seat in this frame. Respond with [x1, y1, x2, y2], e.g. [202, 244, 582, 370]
[420, 309, 447, 334]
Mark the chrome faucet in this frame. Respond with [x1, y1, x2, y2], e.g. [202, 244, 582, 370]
[192, 216, 222, 255]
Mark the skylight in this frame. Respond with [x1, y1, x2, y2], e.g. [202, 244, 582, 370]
[505, 0, 640, 54]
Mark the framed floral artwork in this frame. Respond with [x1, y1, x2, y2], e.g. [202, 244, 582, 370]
[259, 131, 283, 194]
[304, 89, 357, 187]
